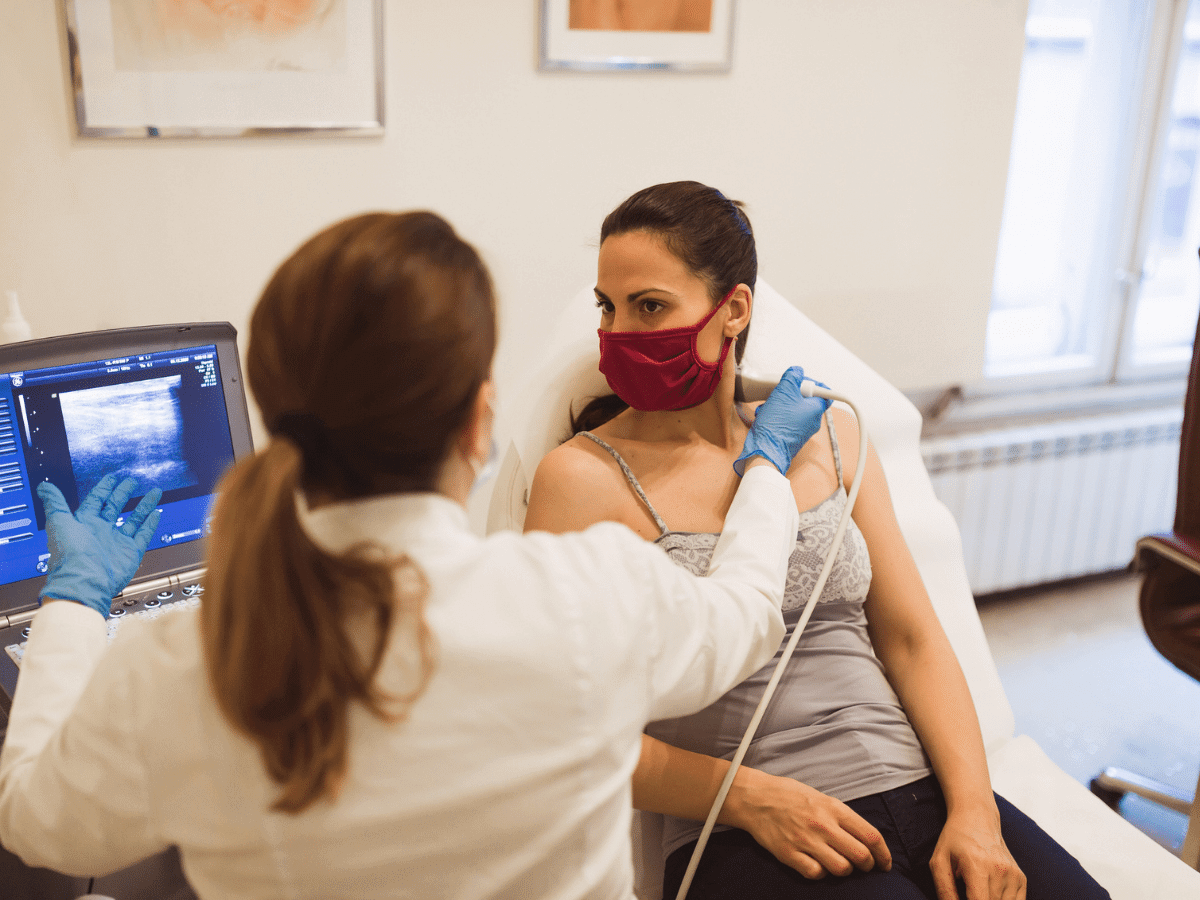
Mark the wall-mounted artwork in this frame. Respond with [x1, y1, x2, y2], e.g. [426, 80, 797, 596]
[64, 0, 384, 138]
[539, 0, 734, 72]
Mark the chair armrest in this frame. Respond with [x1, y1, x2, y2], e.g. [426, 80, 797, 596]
[1135, 533, 1200, 577]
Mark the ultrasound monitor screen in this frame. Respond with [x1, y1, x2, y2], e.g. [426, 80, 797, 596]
[62, 376, 200, 501]
[0, 344, 236, 589]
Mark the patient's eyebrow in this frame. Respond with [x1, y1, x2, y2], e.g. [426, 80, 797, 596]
[594, 287, 681, 304]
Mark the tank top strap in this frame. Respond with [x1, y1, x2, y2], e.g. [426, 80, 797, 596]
[826, 410, 843, 484]
[577, 431, 670, 537]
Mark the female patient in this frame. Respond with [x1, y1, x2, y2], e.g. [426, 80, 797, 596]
[524, 181, 1109, 900]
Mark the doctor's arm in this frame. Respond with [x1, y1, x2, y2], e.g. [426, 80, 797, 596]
[0, 475, 167, 873]
[848, 421, 1026, 900]
[0, 608, 169, 874]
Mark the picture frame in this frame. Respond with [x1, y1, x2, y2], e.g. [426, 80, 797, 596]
[539, 0, 735, 73]
[63, 0, 384, 138]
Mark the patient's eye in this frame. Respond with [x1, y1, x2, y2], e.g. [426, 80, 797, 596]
[640, 299, 664, 315]
[595, 298, 614, 314]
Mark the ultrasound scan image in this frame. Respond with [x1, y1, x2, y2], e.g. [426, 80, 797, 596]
[60, 375, 199, 502]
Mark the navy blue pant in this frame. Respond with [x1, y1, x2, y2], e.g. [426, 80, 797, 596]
[662, 776, 1109, 899]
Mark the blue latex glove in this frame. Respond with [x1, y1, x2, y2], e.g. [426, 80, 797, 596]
[36, 474, 163, 619]
[734, 366, 833, 476]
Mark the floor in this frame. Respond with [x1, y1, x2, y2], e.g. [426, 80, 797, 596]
[977, 572, 1200, 854]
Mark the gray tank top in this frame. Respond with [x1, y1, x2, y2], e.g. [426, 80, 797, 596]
[579, 415, 931, 858]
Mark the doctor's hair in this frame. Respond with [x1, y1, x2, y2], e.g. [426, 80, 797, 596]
[572, 181, 757, 434]
[202, 210, 496, 814]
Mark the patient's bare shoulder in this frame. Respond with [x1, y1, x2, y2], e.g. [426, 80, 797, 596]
[523, 434, 645, 535]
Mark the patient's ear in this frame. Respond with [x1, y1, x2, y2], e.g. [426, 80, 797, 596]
[724, 284, 753, 338]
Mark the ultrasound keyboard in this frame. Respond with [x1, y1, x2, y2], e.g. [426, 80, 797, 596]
[3, 575, 205, 669]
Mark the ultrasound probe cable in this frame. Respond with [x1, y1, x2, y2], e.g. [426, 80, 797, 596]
[674, 379, 869, 900]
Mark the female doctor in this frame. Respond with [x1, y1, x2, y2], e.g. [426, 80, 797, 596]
[0, 211, 831, 899]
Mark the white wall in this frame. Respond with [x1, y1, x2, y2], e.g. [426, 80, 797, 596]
[0, 1, 1028, 441]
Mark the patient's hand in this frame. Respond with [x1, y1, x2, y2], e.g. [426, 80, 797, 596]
[726, 768, 892, 879]
[930, 806, 1026, 900]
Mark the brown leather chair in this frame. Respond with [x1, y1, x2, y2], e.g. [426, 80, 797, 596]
[1090, 264, 1200, 869]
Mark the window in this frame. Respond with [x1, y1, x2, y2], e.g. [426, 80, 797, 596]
[987, 0, 1200, 386]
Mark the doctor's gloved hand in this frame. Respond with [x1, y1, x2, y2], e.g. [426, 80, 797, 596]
[734, 366, 832, 477]
[36, 474, 163, 619]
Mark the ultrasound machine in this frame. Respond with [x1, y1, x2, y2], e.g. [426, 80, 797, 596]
[0, 322, 253, 706]
[0, 322, 252, 900]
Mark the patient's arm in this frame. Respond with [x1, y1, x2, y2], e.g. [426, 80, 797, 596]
[635, 733, 891, 879]
[837, 415, 1026, 899]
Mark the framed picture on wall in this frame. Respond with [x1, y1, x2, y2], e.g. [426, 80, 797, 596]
[539, 0, 735, 72]
[63, 0, 384, 138]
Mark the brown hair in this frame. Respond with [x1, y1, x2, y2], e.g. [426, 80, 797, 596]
[572, 181, 758, 433]
[202, 211, 496, 813]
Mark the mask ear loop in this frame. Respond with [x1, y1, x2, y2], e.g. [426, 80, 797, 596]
[688, 286, 739, 372]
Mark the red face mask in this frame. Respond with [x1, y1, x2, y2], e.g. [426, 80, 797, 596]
[597, 288, 735, 411]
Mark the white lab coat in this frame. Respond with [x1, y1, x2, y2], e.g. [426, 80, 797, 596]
[0, 466, 797, 899]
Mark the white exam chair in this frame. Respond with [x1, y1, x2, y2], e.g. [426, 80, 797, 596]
[486, 280, 1200, 899]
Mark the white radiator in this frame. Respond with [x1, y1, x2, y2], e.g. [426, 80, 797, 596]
[920, 407, 1183, 596]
